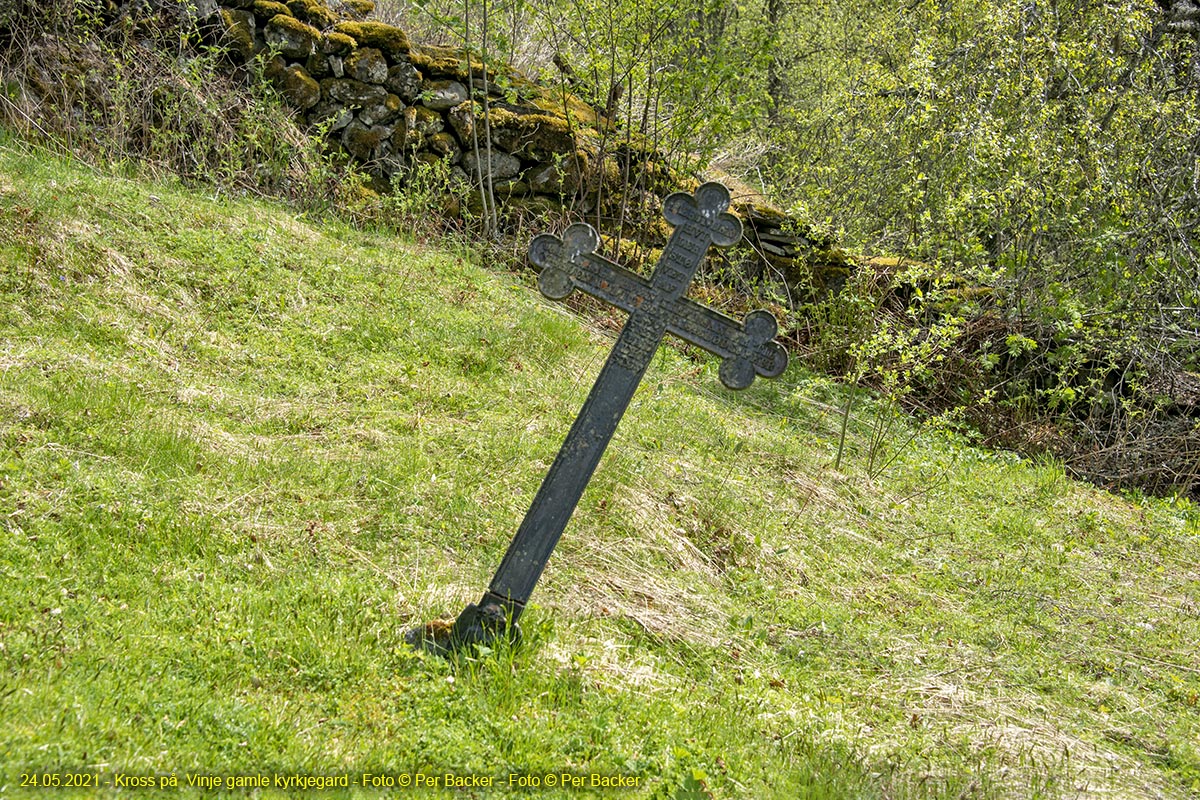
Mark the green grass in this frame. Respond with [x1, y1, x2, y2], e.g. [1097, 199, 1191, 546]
[1, 141, 1198, 798]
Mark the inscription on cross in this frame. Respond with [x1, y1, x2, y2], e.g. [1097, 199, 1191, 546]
[413, 182, 787, 652]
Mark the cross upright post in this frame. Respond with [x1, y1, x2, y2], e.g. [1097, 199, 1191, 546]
[415, 182, 787, 652]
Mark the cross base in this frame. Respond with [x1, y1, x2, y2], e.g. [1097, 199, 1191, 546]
[405, 592, 523, 655]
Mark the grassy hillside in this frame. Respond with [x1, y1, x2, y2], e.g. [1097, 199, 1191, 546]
[1, 141, 1198, 798]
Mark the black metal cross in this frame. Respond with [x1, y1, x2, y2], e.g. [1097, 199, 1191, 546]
[421, 182, 787, 651]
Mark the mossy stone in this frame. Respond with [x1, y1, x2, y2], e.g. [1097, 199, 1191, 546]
[332, 21, 410, 57]
[503, 196, 561, 218]
[218, 8, 256, 62]
[528, 92, 599, 128]
[259, 53, 288, 82]
[264, 15, 321, 59]
[462, 149, 521, 181]
[407, 44, 485, 82]
[420, 79, 468, 112]
[493, 178, 530, 197]
[385, 62, 422, 102]
[489, 110, 574, 159]
[410, 105, 444, 135]
[320, 77, 387, 106]
[341, 120, 390, 160]
[252, 0, 292, 21]
[305, 52, 331, 79]
[322, 31, 356, 55]
[359, 93, 403, 126]
[286, 0, 336, 28]
[278, 64, 321, 110]
[528, 162, 580, 196]
[446, 100, 476, 143]
[390, 111, 413, 150]
[426, 131, 461, 163]
[345, 47, 387, 84]
[337, 0, 374, 18]
[309, 100, 353, 131]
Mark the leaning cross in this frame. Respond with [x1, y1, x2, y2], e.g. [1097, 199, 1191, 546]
[426, 182, 787, 650]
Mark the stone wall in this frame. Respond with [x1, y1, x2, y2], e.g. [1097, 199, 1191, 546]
[203, 0, 851, 298]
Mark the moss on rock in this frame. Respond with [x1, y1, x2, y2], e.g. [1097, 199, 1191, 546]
[341, 119, 389, 160]
[332, 21, 409, 57]
[217, 8, 256, 61]
[264, 14, 321, 59]
[321, 31, 356, 55]
[338, 0, 375, 18]
[277, 63, 321, 109]
[407, 44, 485, 82]
[286, 0, 337, 28]
[488, 109, 574, 159]
[345, 47, 387, 84]
[251, 0, 292, 20]
[320, 77, 388, 106]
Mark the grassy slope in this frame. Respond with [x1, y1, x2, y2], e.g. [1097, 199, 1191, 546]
[0, 143, 1197, 799]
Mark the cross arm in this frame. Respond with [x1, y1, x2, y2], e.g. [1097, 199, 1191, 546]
[667, 301, 788, 390]
[528, 224, 651, 314]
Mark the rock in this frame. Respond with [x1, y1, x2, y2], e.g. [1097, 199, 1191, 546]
[413, 151, 444, 169]
[309, 101, 354, 131]
[390, 112, 413, 150]
[378, 153, 408, 178]
[260, 53, 288, 82]
[217, 8, 256, 61]
[322, 31, 356, 55]
[264, 15, 321, 59]
[286, 0, 337, 28]
[251, 0, 292, 21]
[334, 0, 374, 19]
[359, 93, 403, 126]
[493, 178, 530, 197]
[427, 131, 461, 163]
[332, 21, 410, 58]
[421, 79, 467, 111]
[462, 149, 521, 181]
[190, 0, 219, 21]
[408, 44, 486, 82]
[320, 77, 387, 106]
[528, 161, 580, 195]
[385, 62, 422, 102]
[278, 64, 321, 109]
[503, 196, 561, 217]
[342, 120, 392, 160]
[304, 53, 330, 79]
[410, 105, 444, 135]
[487, 109, 574, 160]
[345, 47, 387, 84]
[328, 56, 344, 77]
[446, 100, 475, 143]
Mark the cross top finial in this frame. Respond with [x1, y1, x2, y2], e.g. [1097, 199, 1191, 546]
[663, 183, 742, 247]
